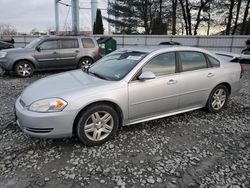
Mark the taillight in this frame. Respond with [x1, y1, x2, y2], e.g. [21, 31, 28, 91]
[98, 47, 101, 56]
[240, 63, 244, 78]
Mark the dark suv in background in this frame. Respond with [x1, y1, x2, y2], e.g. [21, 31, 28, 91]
[0, 36, 100, 77]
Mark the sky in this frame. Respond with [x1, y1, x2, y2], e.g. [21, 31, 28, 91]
[0, 0, 108, 33]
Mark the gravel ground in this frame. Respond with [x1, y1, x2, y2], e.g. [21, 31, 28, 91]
[0, 65, 249, 188]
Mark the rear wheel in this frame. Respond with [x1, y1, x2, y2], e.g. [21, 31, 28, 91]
[15, 61, 34, 77]
[76, 104, 119, 146]
[206, 85, 229, 113]
[78, 57, 93, 69]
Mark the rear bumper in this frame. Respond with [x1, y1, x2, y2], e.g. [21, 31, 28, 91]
[15, 97, 76, 138]
[230, 79, 242, 97]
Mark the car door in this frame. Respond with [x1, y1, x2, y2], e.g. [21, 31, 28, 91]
[58, 38, 80, 68]
[177, 51, 218, 109]
[128, 52, 180, 122]
[34, 39, 60, 69]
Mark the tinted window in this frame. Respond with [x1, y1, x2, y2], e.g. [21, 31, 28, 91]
[82, 38, 95, 48]
[143, 52, 176, 76]
[207, 55, 220, 67]
[179, 51, 207, 72]
[61, 39, 79, 49]
[39, 40, 58, 50]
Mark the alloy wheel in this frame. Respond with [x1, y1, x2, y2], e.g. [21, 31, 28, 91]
[84, 111, 114, 141]
[17, 63, 32, 77]
[211, 88, 227, 110]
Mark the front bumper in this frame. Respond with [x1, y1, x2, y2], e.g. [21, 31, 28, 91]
[15, 97, 77, 138]
[0, 58, 12, 71]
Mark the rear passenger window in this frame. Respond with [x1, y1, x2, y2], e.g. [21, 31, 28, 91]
[207, 55, 220, 67]
[61, 39, 79, 49]
[179, 51, 207, 72]
[82, 38, 95, 48]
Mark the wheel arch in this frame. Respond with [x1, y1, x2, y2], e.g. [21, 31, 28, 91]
[13, 59, 36, 71]
[72, 100, 124, 135]
[206, 82, 231, 105]
[214, 82, 231, 94]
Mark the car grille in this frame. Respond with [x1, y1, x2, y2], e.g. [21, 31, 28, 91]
[24, 127, 54, 133]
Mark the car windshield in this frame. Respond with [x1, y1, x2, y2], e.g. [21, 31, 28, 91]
[25, 38, 42, 48]
[87, 51, 148, 81]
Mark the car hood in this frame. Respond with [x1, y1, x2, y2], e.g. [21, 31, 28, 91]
[20, 70, 112, 105]
[2, 47, 34, 54]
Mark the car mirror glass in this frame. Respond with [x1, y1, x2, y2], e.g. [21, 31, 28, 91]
[138, 71, 156, 80]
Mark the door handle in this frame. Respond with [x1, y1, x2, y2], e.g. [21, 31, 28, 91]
[167, 79, 178, 85]
[207, 73, 215, 77]
[52, 51, 57, 54]
[75, 50, 80, 53]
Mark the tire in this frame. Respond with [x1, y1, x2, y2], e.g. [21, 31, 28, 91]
[14, 61, 34, 77]
[76, 104, 119, 146]
[78, 57, 94, 69]
[206, 85, 229, 113]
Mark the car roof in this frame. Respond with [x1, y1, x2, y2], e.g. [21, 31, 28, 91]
[118, 45, 209, 54]
[118, 45, 176, 53]
[39, 35, 93, 40]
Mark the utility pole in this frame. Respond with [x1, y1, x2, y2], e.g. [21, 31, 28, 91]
[71, 0, 80, 35]
[54, 0, 59, 35]
[91, 0, 98, 31]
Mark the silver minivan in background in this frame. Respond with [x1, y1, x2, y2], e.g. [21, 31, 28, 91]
[0, 35, 101, 77]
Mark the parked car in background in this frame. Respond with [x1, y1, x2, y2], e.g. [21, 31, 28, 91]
[0, 36, 101, 77]
[15, 46, 243, 146]
[0, 41, 14, 50]
[241, 49, 250, 64]
[159, 41, 182, 45]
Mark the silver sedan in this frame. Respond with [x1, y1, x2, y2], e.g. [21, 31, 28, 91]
[15, 46, 243, 146]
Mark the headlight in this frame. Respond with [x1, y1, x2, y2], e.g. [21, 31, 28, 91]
[28, 98, 68, 113]
[0, 52, 7, 58]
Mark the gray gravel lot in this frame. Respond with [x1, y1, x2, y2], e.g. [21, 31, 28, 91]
[0, 65, 249, 188]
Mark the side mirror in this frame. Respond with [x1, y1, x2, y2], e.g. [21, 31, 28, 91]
[138, 71, 156, 80]
[36, 46, 41, 52]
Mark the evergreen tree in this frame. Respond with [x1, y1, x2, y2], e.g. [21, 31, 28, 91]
[106, 0, 138, 34]
[93, 9, 104, 34]
[106, 0, 154, 34]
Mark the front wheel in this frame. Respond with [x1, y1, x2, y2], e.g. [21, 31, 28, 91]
[15, 61, 34, 77]
[206, 85, 229, 113]
[76, 104, 119, 146]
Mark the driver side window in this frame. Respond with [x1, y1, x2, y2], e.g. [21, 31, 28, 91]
[39, 40, 58, 50]
[142, 52, 176, 77]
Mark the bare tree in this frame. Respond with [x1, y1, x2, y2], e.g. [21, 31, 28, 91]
[232, 0, 242, 35]
[171, 0, 178, 35]
[194, 0, 211, 35]
[0, 24, 17, 35]
[179, 0, 189, 34]
[225, 0, 235, 35]
[240, 0, 250, 34]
